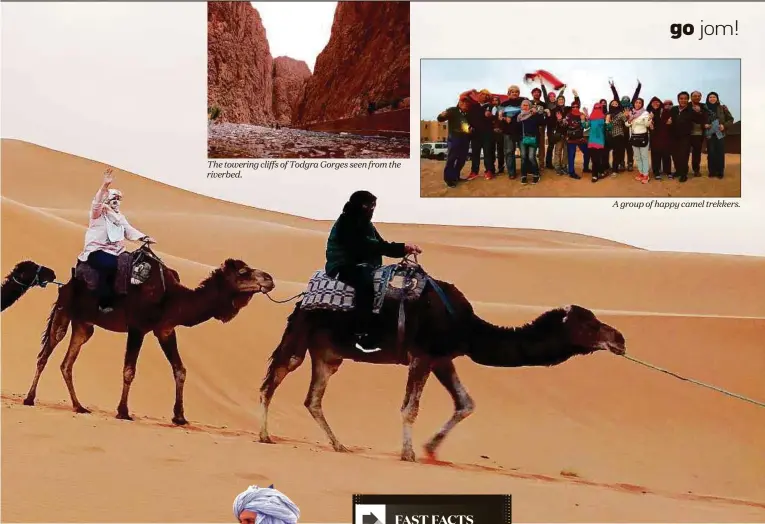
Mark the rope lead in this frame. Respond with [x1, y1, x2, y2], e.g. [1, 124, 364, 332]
[621, 354, 765, 408]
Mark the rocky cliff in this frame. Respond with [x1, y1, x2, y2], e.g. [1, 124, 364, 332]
[272, 57, 312, 126]
[296, 2, 410, 125]
[207, 2, 274, 125]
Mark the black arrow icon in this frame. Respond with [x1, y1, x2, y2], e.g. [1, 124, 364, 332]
[362, 513, 382, 524]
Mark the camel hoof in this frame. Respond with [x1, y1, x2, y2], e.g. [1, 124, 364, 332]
[259, 434, 274, 444]
[422, 449, 441, 465]
[74, 406, 91, 414]
[401, 449, 416, 462]
[172, 416, 188, 426]
[333, 443, 350, 453]
[22, 398, 35, 406]
[116, 412, 133, 421]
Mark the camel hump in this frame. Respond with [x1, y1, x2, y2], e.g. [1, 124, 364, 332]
[74, 250, 153, 295]
[300, 263, 428, 313]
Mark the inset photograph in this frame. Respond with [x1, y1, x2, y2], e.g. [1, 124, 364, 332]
[208, 1, 410, 159]
[420, 59, 741, 197]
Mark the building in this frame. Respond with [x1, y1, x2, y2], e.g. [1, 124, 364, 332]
[420, 120, 448, 143]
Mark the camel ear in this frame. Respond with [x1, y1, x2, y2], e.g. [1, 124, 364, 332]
[221, 259, 238, 272]
[562, 305, 573, 324]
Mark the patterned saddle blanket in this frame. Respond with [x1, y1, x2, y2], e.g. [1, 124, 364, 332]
[74, 250, 153, 295]
[300, 263, 429, 313]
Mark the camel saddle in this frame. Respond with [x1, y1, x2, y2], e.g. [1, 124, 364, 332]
[300, 262, 428, 313]
[74, 251, 152, 295]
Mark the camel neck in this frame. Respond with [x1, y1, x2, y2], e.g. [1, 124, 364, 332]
[168, 283, 224, 327]
[1, 280, 29, 312]
[465, 315, 583, 368]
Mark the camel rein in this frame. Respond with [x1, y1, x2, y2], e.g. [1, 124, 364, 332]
[13, 265, 65, 289]
[620, 354, 765, 409]
[264, 291, 306, 304]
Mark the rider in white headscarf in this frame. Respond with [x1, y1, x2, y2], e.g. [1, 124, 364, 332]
[233, 485, 300, 524]
[77, 167, 155, 312]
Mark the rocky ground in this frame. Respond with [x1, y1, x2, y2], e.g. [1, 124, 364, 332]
[208, 123, 409, 158]
[420, 156, 742, 198]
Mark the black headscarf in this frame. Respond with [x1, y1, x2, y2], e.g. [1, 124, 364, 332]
[648, 96, 663, 118]
[706, 91, 721, 113]
[342, 190, 377, 220]
[608, 99, 622, 115]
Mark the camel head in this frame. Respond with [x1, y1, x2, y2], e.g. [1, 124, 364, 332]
[208, 259, 274, 323]
[561, 305, 626, 355]
[219, 258, 274, 294]
[7, 261, 57, 288]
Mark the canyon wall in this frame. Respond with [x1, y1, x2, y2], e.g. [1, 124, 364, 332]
[272, 57, 312, 126]
[296, 2, 410, 125]
[207, 2, 274, 125]
[208, 2, 408, 130]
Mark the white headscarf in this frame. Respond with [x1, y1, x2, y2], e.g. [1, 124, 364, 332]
[233, 485, 300, 524]
[103, 189, 125, 242]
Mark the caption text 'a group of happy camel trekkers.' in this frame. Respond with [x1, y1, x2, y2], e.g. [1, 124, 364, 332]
[614, 199, 741, 210]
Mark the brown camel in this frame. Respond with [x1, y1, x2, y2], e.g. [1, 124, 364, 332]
[23, 244, 274, 425]
[258, 277, 626, 462]
[2, 261, 58, 312]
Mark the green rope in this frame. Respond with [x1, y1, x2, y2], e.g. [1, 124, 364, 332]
[621, 354, 765, 409]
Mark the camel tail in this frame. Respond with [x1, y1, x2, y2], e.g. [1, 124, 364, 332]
[39, 300, 69, 359]
[260, 304, 306, 391]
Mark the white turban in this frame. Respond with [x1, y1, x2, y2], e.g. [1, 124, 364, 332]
[233, 485, 300, 524]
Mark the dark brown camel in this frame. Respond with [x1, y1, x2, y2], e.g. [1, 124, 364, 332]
[2, 261, 58, 312]
[258, 279, 626, 462]
[23, 246, 274, 425]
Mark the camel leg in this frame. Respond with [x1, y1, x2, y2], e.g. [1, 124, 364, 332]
[155, 329, 188, 425]
[24, 305, 70, 405]
[400, 357, 432, 462]
[115, 329, 146, 421]
[258, 353, 305, 443]
[60, 322, 95, 414]
[304, 356, 346, 452]
[423, 361, 475, 460]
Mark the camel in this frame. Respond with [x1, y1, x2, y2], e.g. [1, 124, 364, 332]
[2, 261, 58, 312]
[258, 274, 626, 462]
[23, 243, 275, 425]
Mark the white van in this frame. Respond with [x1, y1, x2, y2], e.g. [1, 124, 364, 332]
[421, 141, 448, 160]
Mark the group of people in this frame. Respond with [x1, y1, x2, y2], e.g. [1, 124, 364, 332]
[437, 80, 735, 187]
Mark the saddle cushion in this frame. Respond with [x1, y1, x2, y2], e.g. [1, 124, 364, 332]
[74, 251, 135, 295]
[300, 263, 428, 313]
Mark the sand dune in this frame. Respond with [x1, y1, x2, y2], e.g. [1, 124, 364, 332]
[2, 139, 764, 523]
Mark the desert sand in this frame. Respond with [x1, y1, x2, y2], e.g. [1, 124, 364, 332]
[420, 156, 742, 198]
[2, 139, 764, 523]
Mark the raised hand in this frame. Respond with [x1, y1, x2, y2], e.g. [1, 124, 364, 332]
[103, 167, 114, 185]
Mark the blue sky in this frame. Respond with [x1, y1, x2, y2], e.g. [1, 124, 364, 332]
[421, 59, 741, 121]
